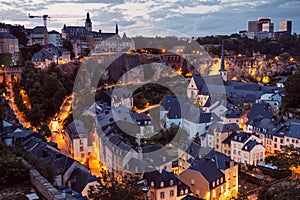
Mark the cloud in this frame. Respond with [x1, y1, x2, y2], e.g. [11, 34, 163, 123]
[0, 0, 299, 36]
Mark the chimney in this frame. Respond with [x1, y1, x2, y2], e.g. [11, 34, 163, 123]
[99, 29, 102, 33]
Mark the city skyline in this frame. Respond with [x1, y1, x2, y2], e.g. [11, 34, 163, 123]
[0, 0, 299, 37]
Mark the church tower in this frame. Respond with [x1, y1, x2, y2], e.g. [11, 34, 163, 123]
[115, 22, 119, 34]
[85, 12, 92, 32]
[219, 42, 227, 82]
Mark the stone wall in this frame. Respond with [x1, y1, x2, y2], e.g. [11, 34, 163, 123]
[29, 169, 66, 200]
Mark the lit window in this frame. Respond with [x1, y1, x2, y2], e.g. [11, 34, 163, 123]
[151, 181, 154, 187]
[170, 179, 174, 186]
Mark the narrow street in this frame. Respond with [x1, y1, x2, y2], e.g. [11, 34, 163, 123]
[6, 75, 33, 130]
[49, 95, 73, 157]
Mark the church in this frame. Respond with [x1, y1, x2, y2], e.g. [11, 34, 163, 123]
[62, 13, 135, 56]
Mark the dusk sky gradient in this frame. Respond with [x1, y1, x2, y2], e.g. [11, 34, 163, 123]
[0, 0, 299, 37]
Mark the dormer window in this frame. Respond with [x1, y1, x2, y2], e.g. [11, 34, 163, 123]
[160, 181, 164, 187]
[151, 181, 155, 187]
[212, 181, 215, 187]
[170, 179, 174, 186]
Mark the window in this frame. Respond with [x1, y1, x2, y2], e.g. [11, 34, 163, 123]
[170, 180, 174, 186]
[244, 154, 248, 158]
[234, 144, 237, 148]
[79, 140, 83, 145]
[212, 181, 215, 187]
[280, 139, 283, 143]
[275, 138, 277, 142]
[151, 181, 155, 187]
[160, 192, 165, 199]
[81, 153, 84, 158]
[80, 146, 84, 152]
[170, 190, 174, 197]
[160, 181, 164, 187]
[274, 144, 277, 148]
[287, 138, 290, 142]
[292, 139, 295, 143]
[150, 192, 154, 198]
[238, 145, 241, 149]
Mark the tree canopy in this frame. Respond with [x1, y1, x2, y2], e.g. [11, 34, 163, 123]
[88, 170, 146, 200]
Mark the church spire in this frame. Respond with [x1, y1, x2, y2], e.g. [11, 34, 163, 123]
[220, 42, 226, 72]
[115, 22, 118, 34]
[85, 12, 92, 32]
[219, 41, 227, 82]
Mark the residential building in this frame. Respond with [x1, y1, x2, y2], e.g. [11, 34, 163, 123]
[64, 119, 92, 162]
[258, 92, 282, 116]
[0, 23, 19, 64]
[206, 122, 241, 153]
[179, 151, 238, 200]
[230, 132, 265, 165]
[269, 119, 300, 153]
[177, 141, 211, 175]
[31, 48, 55, 69]
[143, 168, 191, 200]
[48, 30, 61, 47]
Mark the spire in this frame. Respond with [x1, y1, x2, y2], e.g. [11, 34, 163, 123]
[86, 12, 91, 23]
[85, 12, 92, 32]
[219, 42, 226, 72]
[115, 22, 118, 34]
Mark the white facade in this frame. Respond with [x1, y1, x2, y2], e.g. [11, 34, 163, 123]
[181, 118, 208, 139]
[230, 134, 265, 165]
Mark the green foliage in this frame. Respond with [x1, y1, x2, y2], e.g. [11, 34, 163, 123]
[88, 170, 146, 200]
[15, 62, 74, 130]
[133, 83, 173, 109]
[0, 53, 12, 66]
[196, 34, 300, 59]
[0, 141, 29, 185]
[265, 145, 300, 169]
[257, 180, 300, 200]
[258, 166, 291, 180]
[282, 66, 300, 119]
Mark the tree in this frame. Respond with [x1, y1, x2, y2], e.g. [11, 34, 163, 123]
[257, 180, 300, 200]
[282, 66, 300, 119]
[0, 141, 29, 185]
[88, 170, 146, 200]
[265, 145, 300, 169]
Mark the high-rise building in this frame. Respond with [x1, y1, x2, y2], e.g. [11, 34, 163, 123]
[248, 21, 261, 32]
[279, 21, 292, 35]
[262, 22, 274, 32]
[248, 17, 273, 33]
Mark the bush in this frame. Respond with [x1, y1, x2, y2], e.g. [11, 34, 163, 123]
[258, 166, 291, 179]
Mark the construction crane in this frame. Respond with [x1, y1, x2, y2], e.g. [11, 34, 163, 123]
[28, 14, 84, 48]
